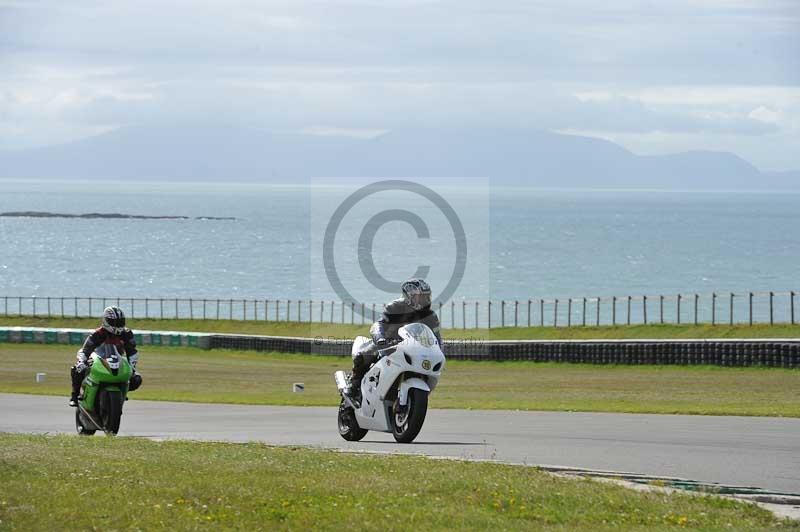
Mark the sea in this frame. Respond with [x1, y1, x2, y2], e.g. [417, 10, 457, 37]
[0, 179, 798, 325]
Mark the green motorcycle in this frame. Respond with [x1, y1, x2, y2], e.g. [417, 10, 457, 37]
[75, 349, 132, 436]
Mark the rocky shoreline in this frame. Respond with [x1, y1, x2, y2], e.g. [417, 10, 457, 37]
[0, 211, 236, 220]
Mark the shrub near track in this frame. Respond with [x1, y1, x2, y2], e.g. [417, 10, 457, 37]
[1, 344, 798, 416]
[0, 434, 796, 531]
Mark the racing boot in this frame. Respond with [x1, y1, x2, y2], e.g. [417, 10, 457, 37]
[345, 372, 362, 404]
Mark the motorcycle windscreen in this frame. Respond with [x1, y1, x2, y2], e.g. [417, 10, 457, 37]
[399, 323, 437, 348]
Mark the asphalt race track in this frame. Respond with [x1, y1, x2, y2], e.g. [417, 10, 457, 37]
[2, 393, 799, 494]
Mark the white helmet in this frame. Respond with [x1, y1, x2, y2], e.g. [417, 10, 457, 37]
[401, 278, 432, 311]
[102, 306, 127, 335]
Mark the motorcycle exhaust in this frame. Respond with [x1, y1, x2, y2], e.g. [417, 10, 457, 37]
[77, 405, 103, 431]
[334, 371, 348, 393]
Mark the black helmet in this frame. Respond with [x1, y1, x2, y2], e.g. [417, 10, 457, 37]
[102, 306, 126, 335]
[401, 278, 432, 311]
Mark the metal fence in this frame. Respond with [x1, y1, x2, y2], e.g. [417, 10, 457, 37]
[1, 290, 797, 328]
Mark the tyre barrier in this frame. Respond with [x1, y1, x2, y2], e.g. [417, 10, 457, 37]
[206, 334, 800, 368]
[2, 327, 798, 368]
[0, 327, 211, 349]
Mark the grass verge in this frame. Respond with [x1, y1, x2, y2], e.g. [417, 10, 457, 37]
[0, 433, 795, 531]
[2, 315, 800, 340]
[1, 344, 798, 416]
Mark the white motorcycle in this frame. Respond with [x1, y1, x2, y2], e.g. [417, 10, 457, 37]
[334, 323, 445, 443]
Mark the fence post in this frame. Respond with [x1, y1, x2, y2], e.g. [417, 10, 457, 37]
[527, 299, 532, 328]
[694, 294, 698, 325]
[567, 299, 571, 327]
[729, 293, 734, 325]
[711, 293, 716, 325]
[475, 301, 479, 329]
[47, 297, 51, 318]
[18, 296, 22, 317]
[160, 298, 164, 319]
[60, 297, 64, 318]
[643, 295, 647, 324]
[626, 296, 631, 325]
[297, 300, 301, 322]
[330, 301, 334, 323]
[361, 302, 365, 325]
[748, 292, 753, 326]
[340, 301, 344, 324]
[88, 297, 92, 317]
[488, 301, 492, 329]
[452, 301, 456, 328]
[769, 291, 774, 326]
[351, 302, 355, 324]
[595, 297, 600, 326]
[145, 298, 149, 319]
[554, 299, 559, 327]
[500, 301, 505, 327]
[73, 297, 77, 317]
[792, 291, 796, 325]
[677, 295, 681, 324]
[582, 298, 586, 326]
[372, 303, 376, 322]
[189, 299, 194, 320]
[539, 299, 544, 327]
[3, 296, 7, 317]
[660, 295, 664, 324]
[612, 296, 616, 326]
[463, 301, 466, 330]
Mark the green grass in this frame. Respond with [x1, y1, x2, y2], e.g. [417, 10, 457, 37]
[2, 344, 798, 416]
[2, 315, 800, 340]
[0, 434, 795, 531]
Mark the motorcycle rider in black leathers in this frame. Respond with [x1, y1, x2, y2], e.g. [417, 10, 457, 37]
[347, 278, 443, 399]
[69, 306, 142, 407]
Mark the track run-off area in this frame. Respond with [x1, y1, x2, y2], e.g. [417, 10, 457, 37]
[2, 393, 799, 496]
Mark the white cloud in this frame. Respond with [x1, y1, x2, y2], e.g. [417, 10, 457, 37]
[0, 0, 798, 168]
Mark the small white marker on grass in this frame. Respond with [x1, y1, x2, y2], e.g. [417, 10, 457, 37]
[35, 373, 46, 383]
[292, 383, 305, 393]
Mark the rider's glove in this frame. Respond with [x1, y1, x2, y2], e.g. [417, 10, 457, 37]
[128, 352, 139, 371]
[75, 350, 87, 373]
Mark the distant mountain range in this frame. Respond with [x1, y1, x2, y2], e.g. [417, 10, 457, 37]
[1, 125, 797, 189]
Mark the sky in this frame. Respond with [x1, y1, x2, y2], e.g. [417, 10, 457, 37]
[0, 0, 798, 170]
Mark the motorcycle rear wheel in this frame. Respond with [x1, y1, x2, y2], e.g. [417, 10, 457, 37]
[392, 388, 428, 443]
[75, 409, 96, 436]
[338, 399, 368, 441]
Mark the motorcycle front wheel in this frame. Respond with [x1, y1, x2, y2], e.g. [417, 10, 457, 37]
[392, 388, 428, 443]
[337, 399, 368, 441]
[99, 389, 123, 435]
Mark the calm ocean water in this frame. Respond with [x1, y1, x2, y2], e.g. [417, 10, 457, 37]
[0, 180, 798, 323]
